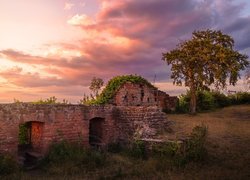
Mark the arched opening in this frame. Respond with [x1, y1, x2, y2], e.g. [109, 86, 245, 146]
[18, 121, 44, 153]
[89, 117, 105, 146]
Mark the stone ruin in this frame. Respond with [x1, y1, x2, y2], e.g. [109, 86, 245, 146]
[0, 80, 178, 158]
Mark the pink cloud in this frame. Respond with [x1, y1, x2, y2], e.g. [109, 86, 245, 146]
[0, 0, 249, 102]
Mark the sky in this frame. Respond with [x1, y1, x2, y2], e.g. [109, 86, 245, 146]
[0, 0, 249, 103]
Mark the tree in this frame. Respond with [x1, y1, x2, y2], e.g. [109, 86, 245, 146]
[89, 77, 104, 97]
[162, 29, 249, 114]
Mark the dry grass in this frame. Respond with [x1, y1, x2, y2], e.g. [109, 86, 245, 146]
[166, 105, 250, 180]
[1, 105, 250, 180]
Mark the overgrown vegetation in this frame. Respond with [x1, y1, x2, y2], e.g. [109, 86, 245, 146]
[152, 125, 207, 167]
[18, 123, 29, 145]
[84, 75, 155, 105]
[41, 140, 106, 175]
[176, 90, 250, 113]
[32, 96, 70, 105]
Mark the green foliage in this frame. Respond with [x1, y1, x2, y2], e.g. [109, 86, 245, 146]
[211, 91, 231, 108]
[18, 123, 29, 145]
[228, 92, 250, 105]
[89, 77, 104, 97]
[152, 125, 207, 167]
[0, 154, 18, 175]
[176, 90, 250, 113]
[185, 125, 207, 162]
[128, 140, 146, 159]
[89, 75, 155, 105]
[176, 93, 190, 113]
[43, 140, 106, 174]
[162, 29, 249, 113]
[196, 90, 215, 111]
[32, 96, 70, 105]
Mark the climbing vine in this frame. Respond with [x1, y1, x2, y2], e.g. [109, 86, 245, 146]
[88, 75, 156, 105]
[18, 123, 29, 145]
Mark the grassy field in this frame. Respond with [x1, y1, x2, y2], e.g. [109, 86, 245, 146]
[166, 105, 250, 179]
[1, 105, 250, 180]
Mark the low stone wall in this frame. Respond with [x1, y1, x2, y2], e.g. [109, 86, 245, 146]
[0, 103, 169, 156]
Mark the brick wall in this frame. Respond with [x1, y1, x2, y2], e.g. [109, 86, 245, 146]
[112, 82, 178, 111]
[0, 103, 169, 156]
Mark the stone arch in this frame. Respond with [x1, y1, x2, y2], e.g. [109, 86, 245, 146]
[89, 117, 105, 146]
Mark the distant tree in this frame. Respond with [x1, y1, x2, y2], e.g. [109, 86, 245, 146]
[89, 77, 104, 97]
[162, 29, 249, 114]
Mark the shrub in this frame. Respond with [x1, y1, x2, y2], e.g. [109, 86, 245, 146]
[128, 140, 146, 159]
[42, 140, 106, 174]
[152, 125, 207, 167]
[228, 92, 250, 105]
[176, 93, 190, 113]
[196, 90, 215, 111]
[0, 154, 18, 175]
[185, 125, 207, 162]
[211, 91, 231, 108]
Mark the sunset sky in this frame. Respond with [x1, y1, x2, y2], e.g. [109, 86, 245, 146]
[0, 0, 250, 103]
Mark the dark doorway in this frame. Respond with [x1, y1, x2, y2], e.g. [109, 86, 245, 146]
[18, 121, 44, 153]
[89, 117, 105, 146]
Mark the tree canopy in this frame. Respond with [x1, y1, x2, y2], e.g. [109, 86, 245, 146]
[162, 29, 249, 114]
[89, 77, 104, 97]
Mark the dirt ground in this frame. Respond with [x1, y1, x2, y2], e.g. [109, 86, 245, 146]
[166, 105, 250, 180]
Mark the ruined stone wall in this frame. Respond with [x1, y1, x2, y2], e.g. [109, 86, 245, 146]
[0, 104, 89, 155]
[113, 83, 158, 106]
[113, 106, 169, 142]
[0, 104, 169, 157]
[112, 82, 177, 111]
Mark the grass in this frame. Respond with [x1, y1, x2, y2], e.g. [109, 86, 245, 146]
[1, 105, 250, 179]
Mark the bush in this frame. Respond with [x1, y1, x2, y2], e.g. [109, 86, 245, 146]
[175, 90, 250, 113]
[0, 154, 18, 175]
[228, 92, 250, 105]
[185, 125, 207, 162]
[127, 140, 146, 159]
[152, 125, 207, 167]
[43, 140, 106, 174]
[196, 91, 215, 111]
[176, 93, 190, 113]
[211, 91, 231, 108]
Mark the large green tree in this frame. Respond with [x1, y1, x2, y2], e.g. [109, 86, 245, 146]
[162, 29, 249, 114]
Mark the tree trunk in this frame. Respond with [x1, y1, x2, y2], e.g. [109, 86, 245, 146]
[189, 87, 197, 114]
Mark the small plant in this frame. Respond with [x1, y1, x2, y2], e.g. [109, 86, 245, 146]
[18, 123, 29, 145]
[32, 96, 70, 105]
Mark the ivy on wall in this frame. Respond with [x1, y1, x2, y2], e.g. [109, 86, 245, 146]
[18, 123, 30, 145]
[88, 75, 156, 105]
